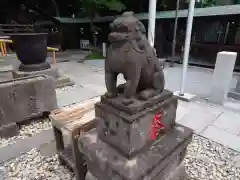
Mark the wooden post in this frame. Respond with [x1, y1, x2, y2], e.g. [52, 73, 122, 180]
[53, 51, 56, 64]
[0, 42, 5, 56]
[3, 42, 7, 56]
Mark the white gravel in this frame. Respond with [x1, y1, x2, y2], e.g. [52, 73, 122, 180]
[1, 134, 240, 180]
[0, 119, 52, 149]
[2, 149, 75, 180]
[185, 135, 240, 180]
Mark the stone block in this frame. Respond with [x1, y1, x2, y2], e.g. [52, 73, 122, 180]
[12, 66, 74, 88]
[0, 123, 19, 138]
[95, 92, 178, 157]
[0, 75, 57, 137]
[153, 162, 188, 180]
[78, 125, 193, 180]
[101, 90, 173, 115]
[209, 51, 237, 104]
[174, 91, 196, 102]
[12, 65, 60, 79]
[228, 76, 240, 100]
[236, 77, 240, 92]
[228, 91, 240, 100]
[85, 164, 188, 180]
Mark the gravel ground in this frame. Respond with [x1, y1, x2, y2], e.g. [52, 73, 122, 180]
[185, 135, 240, 180]
[0, 119, 52, 149]
[1, 135, 240, 180]
[1, 149, 75, 180]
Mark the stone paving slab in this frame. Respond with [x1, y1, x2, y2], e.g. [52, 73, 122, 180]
[176, 101, 192, 122]
[175, 100, 240, 152]
[200, 126, 240, 152]
[177, 102, 223, 134]
[212, 111, 240, 135]
[56, 86, 99, 107]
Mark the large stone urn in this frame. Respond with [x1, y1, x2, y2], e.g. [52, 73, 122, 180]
[11, 33, 50, 72]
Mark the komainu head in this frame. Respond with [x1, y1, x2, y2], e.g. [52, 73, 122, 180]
[108, 11, 146, 43]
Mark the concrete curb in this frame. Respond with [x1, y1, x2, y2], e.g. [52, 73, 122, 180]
[0, 129, 54, 164]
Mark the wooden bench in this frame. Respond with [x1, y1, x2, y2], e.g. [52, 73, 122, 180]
[47, 47, 59, 64]
[0, 39, 59, 64]
[0, 39, 11, 56]
[49, 97, 100, 180]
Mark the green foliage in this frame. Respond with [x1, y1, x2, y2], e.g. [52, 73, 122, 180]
[80, 0, 125, 47]
[86, 51, 105, 60]
[195, 0, 217, 7]
[80, 0, 125, 20]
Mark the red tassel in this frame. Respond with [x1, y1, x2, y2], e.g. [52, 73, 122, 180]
[151, 111, 165, 140]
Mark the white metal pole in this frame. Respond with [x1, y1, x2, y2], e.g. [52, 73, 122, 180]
[148, 0, 157, 47]
[179, 0, 196, 96]
[102, 42, 106, 57]
[171, 0, 180, 67]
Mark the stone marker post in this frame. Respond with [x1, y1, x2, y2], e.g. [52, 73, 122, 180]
[228, 75, 240, 100]
[102, 43, 106, 57]
[236, 77, 240, 92]
[209, 51, 237, 104]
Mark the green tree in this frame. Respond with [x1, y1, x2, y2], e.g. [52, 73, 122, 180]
[80, 0, 125, 47]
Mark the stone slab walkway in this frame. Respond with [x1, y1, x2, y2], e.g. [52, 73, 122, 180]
[177, 100, 240, 152]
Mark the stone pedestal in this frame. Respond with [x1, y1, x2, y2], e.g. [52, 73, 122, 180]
[96, 90, 177, 157]
[78, 90, 193, 180]
[0, 75, 57, 137]
[80, 125, 192, 180]
[209, 51, 237, 104]
[12, 65, 74, 88]
[228, 76, 240, 100]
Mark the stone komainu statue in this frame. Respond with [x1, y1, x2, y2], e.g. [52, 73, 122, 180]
[105, 12, 165, 99]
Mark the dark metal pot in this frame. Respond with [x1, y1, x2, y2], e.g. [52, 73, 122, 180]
[11, 33, 50, 71]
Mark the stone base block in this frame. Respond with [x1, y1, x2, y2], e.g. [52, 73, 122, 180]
[101, 89, 174, 115]
[96, 91, 178, 157]
[85, 163, 188, 180]
[174, 91, 196, 102]
[79, 124, 193, 180]
[0, 75, 57, 137]
[0, 64, 13, 80]
[0, 123, 19, 138]
[228, 90, 240, 100]
[12, 65, 59, 79]
[12, 66, 75, 88]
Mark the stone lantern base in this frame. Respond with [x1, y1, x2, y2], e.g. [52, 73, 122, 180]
[12, 65, 74, 88]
